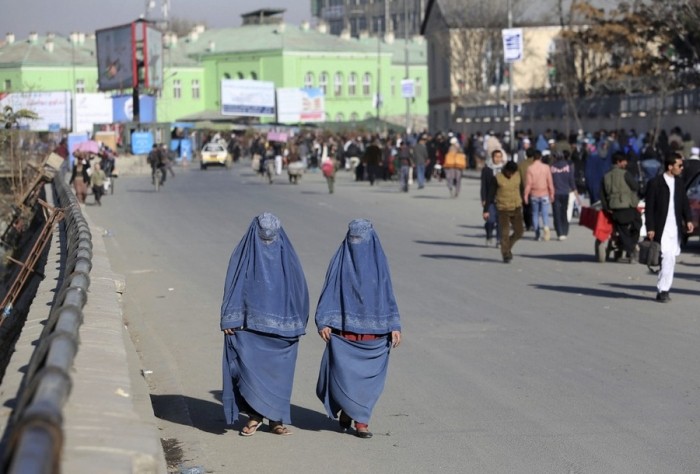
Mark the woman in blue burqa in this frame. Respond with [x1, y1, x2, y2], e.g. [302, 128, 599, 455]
[315, 219, 402, 439]
[221, 213, 309, 436]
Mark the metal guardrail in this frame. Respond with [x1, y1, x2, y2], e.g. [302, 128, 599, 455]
[2, 171, 92, 474]
[457, 89, 700, 121]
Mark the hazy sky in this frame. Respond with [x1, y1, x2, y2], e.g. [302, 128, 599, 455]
[2, 0, 311, 38]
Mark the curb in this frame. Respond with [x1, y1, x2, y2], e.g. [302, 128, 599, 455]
[60, 210, 166, 473]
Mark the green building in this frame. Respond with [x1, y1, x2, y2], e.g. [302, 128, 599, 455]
[0, 13, 427, 130]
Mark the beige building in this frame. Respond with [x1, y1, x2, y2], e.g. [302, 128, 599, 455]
[420, 0, 617, 132]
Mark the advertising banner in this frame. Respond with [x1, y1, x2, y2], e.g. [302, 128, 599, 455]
[144, 25, 163, 89]
[75, 93, 113, 133]
[96, 24, 135, 91]
[221, 80, 275, 117]
[131, 131, 154, 155]
[112, 94, 156, 123]
[502, 28, 524, 63]
[0, 91, 71, 131]
[401, 79, 415, 99]
[277, 87, 325, 123]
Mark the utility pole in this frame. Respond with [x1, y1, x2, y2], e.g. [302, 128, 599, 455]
[404, 0, 410, 133]
[507, 0, 515, 144]
[376, 17, 381, 125]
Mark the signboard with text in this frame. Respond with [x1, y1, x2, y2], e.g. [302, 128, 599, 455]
[276, 87, 325, 123]
[221, 80, 275, 117]
[0, 91, 70, 131]
[502, 28, 524, 63]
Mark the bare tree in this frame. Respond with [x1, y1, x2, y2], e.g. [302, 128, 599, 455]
[429, 0, 509, 109]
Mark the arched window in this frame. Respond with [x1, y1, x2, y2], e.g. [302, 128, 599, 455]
[364, 112, 374, 119]
[251, 71, 257, 80]
[319, 72, 329, 95]
[348, 73, 357, 96]
[334, 72, 343, 97]
[335, 112, 345, 122]
[415, 77, 422, 97]
[304, 72, 314, 88]
[350, 112, 359, 121]
[362, 73, 372, 96]
[237, 72, 244, 79]
[223, 73, 231, 79]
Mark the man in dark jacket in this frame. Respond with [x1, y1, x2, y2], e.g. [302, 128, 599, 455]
[645, 152, 694, 302]
[601, 152, 642, 261]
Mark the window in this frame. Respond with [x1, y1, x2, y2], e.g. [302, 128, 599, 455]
[4, 79, 11, 90]
[75, 79, 85, 93]
[304, 72, 314, 88]
[319, 72, 328, 95]
[173, 79, 181, 99]
[334, 72, 343, 97]
[362, 72, 371, 96]
[348, 73, 357, 96]
[350, 112, 359, 121]
[250, 72, 257, 80]
[223, 73, 231, 79]
[192, 79, 200, 99]
[237, 72, 244, 79]
[334, 112, 345, 122]
[415, 77, 421, 97]
[390, 77, 396, 97]
[364, 112, 373, 119]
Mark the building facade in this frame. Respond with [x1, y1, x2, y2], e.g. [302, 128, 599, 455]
[420, 0, 618, 133]
[312, 0, 427, 38]
[0, 13, 427, 130]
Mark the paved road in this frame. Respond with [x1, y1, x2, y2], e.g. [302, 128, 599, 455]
[85, 163, 700, 473]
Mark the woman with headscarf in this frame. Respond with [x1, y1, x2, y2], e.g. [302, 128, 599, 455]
[315, 219, 402, 439]
[220, 213, 309, 437]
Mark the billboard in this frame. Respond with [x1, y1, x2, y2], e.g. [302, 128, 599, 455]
[144, 25, 163, 89]
[96, 20, 163, 91]
[0, 91, 71, 131]
[96, 24, 135, 91]
[112, 94, 156, 123]
[277, 87, 325, 123]
[221, 80, 275, 117]
[75, 93, 113, 133]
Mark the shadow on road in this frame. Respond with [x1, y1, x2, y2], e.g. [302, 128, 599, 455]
[606, 282, 698, 296]
[415, 239, 484, 249]
[151, 393, 226, 435]
[290, 405, 339, 432]
[150, 393, 338, 434]
[520, 253, 595, 263]
[529, 284, 635, 299]
[421, 253, 496, 263]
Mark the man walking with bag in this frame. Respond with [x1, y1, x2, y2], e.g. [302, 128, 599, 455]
[645, 152, 694, 302]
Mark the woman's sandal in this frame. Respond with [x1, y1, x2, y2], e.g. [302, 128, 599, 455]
[270, 423, 292, 436]
[240, 419, 263, 437]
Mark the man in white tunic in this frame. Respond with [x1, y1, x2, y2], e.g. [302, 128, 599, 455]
[644, 153, 694, 302]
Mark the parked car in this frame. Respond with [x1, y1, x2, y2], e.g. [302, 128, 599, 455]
[199, 143, 231, 170]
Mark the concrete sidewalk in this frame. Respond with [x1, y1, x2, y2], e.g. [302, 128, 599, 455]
[0, 182, 166, 473]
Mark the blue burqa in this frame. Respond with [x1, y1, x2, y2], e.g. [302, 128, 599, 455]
[315, 219, 401, 424]
[221, 213, 309, 425]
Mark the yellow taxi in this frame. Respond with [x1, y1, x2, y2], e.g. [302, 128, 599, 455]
[199, 143, 232, 170]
